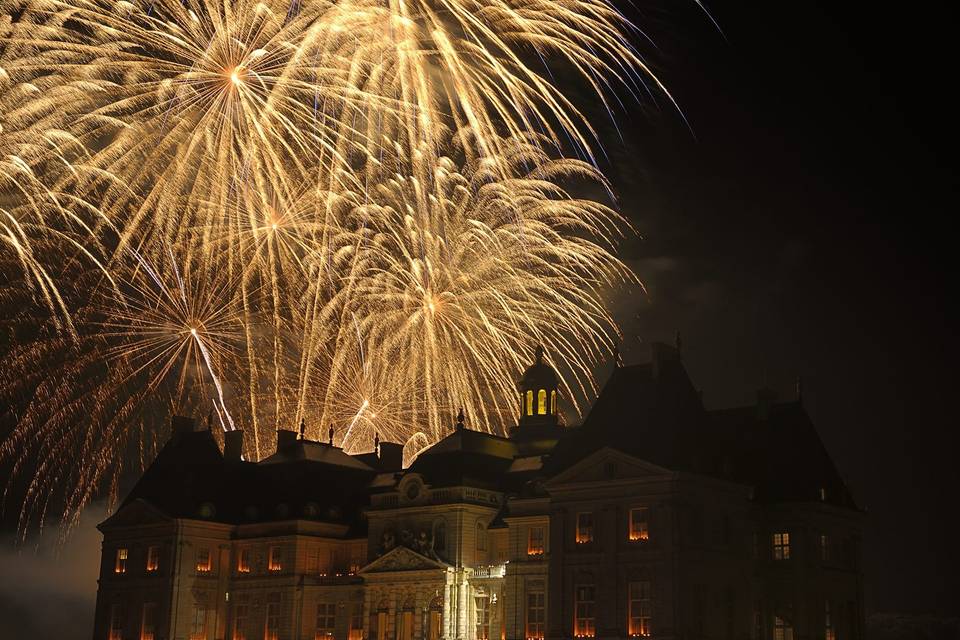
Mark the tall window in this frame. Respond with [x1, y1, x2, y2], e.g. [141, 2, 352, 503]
[115, 548, 128, 574]
[237, 548, 251, 573]
[146, 545, 160, 573]
[141, 602, 157, 640]
[376, 610, 388, 640]
[628, 581, 651, 637]
[527, 526, 545, 556]
[265, 602, 281, 640]
[268, 546, 283, 572]
[773, 615, 793, 640]
[196, 547, 212, 573]
[537, 389, 547, 415]
[752, 602, 763, 640]
[772, 533, 790, 560]
[350, 604, 364, 640]
[550, 390, 557, 414]
[824, 601, 835, 640]
[576, 513, 594, 544]
[108, 604, 123, 640]
[526, 390, 533, 416]
[574, 585, 596, 637]
[433, 520, 447, 553]
[526, 590, 545, 640]
[316, 603, 336, 639]
[233, 605, 248, 640]
[476, 522, 487, 553]
[629, 508, 649, 542]
[428, 600, 443, 640]
[475, 596, 490, 640]
[190, 606, 207, 640]
[819, 534, 832, 563]
[399, 608, 414, 640]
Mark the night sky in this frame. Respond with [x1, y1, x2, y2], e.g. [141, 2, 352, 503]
[1, 0, 956, 634]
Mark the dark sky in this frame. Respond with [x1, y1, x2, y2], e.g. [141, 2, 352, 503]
[604, 0, 957, 617]
[1, 0, 956, 632]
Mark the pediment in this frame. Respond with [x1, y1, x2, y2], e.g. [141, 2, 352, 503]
[98, 499, 173, 531]
[545, 447, 674, 488]
[359, 545, 449, 574]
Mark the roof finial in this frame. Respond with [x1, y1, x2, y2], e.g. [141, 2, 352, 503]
[328, 425, 335, 445]
[796, 375, 803, 404]
[299, 417, 306, 440]
[675, 330, 682, 357]
[456, 407, 465, 430]
[374, 432, 380, 457]
[534, 344, 544, 364]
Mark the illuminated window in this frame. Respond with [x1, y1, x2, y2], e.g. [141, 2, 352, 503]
[265, 602, 281, 640]
[233, 604, 248, 640]
[773, 615, 793, 640]
[268, 546, 283, 572]
[574, 585, 596, 637]
[114, 548, 128, 574]
[376, 610, 388, 640]
[819, 534, 831, 563]
[196, 547, 212, 573]
[399, 608, 414, 640]
[190, 606, 207, 640]
[475, 595, 490, 640]
[550, 390, 557, 414]
[428, 600, 443, 640]
[575, 513, 594, 544]
[108, 604, 123, 640]
[527, 527, 545, 556]
[237, 548, 251, 573]
[628, 581, 651, 637]
[146, 545, 160, 573]
[772, 533, 790, 560]
[526, 391, 533, 416]
[476, 521, 487, 553]
[824, 601, 835, 640]
[350, 604, 365, 640]
[629, 508, 649, 542]
[141, 602, 157, 640]
[526, 590, 545, 640]
[537, 390, 547, 415]
[316, 603, 336, 639]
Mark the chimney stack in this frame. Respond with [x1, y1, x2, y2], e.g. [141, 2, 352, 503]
[170, 415, 196, 440]
[224, 429, 244, 462]
[378, 441, 404, 471]
[650, 341, 680, 379]
[276, 429, 298, 452]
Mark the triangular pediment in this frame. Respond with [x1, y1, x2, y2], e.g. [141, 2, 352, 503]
[98, 499, 172, 531]
[546, 447, 674, 487]
[359, 545, 449, 574]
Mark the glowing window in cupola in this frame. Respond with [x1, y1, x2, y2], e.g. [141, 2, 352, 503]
[526, 390, 534, 416]
[537, 390, 547, 414]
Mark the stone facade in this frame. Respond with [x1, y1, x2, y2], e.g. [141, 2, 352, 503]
[92, 343, 863, 640]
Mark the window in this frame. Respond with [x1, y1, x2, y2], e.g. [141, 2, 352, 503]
[526, 390, 533, 416]
[265, 602, 281, 640]
[108, 604, 123, 640]
[428, 601, 443, 640]
[141, 602, 157, 640]
[190, 606, 207, 640]
[399, 609, 414, 640]
[527, 526, 545, 556]
[476, 521, 487, 552]
[233, 604, 248, 640]
[550, 390, 557, 414]
[268, 546, 283, 572]
[526, 590, 545, 640]
[824, 601, 835, 640]
[115, 548, 128, 574]
[574, 585, 596, 637]
[772, 533, 790, 560]
[376, 610, 388, 640]
[629, 508, 649, 542]
[196, 547, 212, 573]
[773, 615, 794, 640]
[576, 513, 594, 544]
[819, 486, 827, 502]
[537, 389, 547, 415]
[350, 603, 364, 640]
[820, 534, 832, 563]
[316, 603, 336, 639]
[753, 602, 763, 640]
[475, 595, 490, 640]
[628, 581, 651, 637]
[237, 548, 251, 573]
[146, 545, 160, 572]
[433, 520, 447, 553]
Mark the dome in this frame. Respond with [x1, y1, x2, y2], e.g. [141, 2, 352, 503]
[519, 345, 559, 390]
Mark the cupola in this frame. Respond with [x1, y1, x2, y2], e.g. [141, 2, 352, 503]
[517, 346, 559, 427]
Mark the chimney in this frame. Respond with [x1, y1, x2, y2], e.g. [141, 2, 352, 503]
[650, 341, 680, 379]
[276, 429, 298, 452]
[757, 387, 778, 421]
[224, 429, 244, 462]
[170, 415, 196, 440]
[378, 441, 404, 471]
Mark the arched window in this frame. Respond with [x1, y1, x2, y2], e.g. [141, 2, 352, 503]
[550, 390, 557, 415]
[537, 389, 547, 415]
[526, 390, 534, 416]
[476, 521, 487, 553]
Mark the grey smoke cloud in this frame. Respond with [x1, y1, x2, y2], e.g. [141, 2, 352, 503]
[0, 505, 105, 640]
